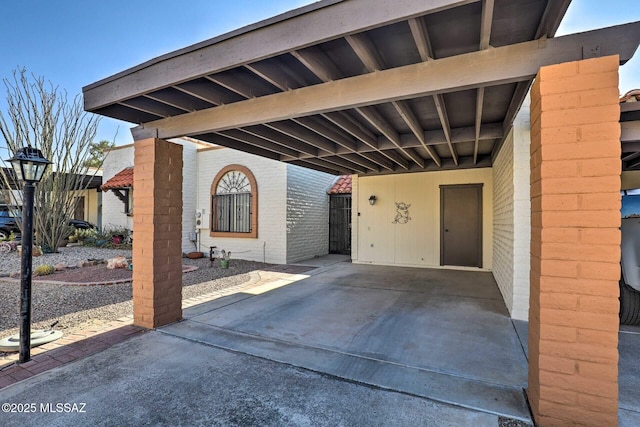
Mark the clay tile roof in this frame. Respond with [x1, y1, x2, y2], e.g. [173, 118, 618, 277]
[621, 89, 640, 104]
[328, 175, 352, 194]
[101, 167, 133, 191]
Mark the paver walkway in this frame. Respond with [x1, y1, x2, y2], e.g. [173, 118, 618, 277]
[0, 268, 310, 389]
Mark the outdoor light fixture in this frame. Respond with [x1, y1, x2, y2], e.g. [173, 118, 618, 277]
[369, 195, 377, 205]
[7, 146, 51, 363]
[8, 147, 51, 184]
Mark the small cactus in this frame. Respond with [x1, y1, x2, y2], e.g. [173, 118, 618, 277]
[34, 264, 56, 276]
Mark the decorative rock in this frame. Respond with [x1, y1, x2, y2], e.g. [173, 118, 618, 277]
[107, 256, 128, 269]
[54, 263, 67, 271]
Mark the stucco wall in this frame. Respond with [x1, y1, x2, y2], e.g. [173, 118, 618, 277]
[353, 168, 494, 269]
[492, 99, 531, 320]
[73, 188, 101, 226]
[196, 147, 288, 264]
[285, 164, 335, 263]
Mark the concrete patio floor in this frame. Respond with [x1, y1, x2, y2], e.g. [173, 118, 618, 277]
[165, 262, 531, 422]
[0, 260, 531, 426]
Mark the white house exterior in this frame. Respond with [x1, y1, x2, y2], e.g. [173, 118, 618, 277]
[102, 139, 335, 262]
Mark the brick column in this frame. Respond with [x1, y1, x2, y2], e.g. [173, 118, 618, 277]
[132, 138, 183, 329]
[528, 55, 621, 426]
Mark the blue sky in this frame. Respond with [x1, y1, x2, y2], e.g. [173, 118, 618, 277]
[0, 0, 638, 149]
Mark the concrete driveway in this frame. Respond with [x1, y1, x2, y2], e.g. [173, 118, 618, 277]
[0, 260, 531, 425]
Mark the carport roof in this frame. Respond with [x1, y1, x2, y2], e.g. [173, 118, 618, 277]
[83, 0, 640, 176]
[622, 89, 640, 170]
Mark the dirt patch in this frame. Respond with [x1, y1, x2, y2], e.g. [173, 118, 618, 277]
[33, 264, 195, 285]
[34, 264, 132, 284]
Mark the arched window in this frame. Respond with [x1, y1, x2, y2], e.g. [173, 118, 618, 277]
[210, 165, 258, 238]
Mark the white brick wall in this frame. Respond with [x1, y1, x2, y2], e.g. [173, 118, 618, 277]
[492, 96, 531, 320]
[285, 164, 335, 263]
[511, 99, 531, 321]
[196, 147, 288, 264]
[102, 145, 134, 232]
[102, 139, 200, 253]
[493, 129, 516, 315]
[180, 141, 199, 254]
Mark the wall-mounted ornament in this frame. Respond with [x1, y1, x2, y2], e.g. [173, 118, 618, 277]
[392, 202, 411, 224]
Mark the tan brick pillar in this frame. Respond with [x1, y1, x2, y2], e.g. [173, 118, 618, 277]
[528, 55, 621, 426]
[132, 138, 183, 329]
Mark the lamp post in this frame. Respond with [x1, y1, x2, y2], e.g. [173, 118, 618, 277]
[7, 147, 51, 363]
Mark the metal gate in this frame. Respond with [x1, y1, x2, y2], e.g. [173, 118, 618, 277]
[329, 194, 351, 255]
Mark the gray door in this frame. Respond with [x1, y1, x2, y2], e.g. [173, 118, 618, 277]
[440, 184, 482, 268]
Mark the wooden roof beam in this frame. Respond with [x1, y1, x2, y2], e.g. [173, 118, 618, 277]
[143, 94, 192, 113]
[205, 75, 254, 99]
[345, 33, 385, 72]
[293, 116, 358, 152]
[322, 111, 378, 149]
[622, 121, 640, 143]
[265, 122, 336, 154]
[287, 159, 346, 176]
[118, 101, 164, 120]
[241, 126, 319, 157]
[131, 23, 640, 140]
[433, 94, 458, 165]
[536, 0, 572, 39]
[474, 88, 484, 165]
[291, 48, 342, 82]
[622, 152, 640, 162]
[392, 101, 442, 167]
[479, 0, 494, 50]
[475, 0, 494, 164]
[197, 133, 281, 160]
[217, 129, 301, 158]
[172, 85, 220, 107]
[244, 63, 290, 92]
[356, 106, 422, 169]
[409, 17, 434, 61]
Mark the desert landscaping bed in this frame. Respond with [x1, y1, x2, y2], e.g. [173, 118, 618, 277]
[0, 247, 288, 345]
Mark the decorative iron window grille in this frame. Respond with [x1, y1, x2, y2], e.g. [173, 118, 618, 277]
[212, 170, 252, 233]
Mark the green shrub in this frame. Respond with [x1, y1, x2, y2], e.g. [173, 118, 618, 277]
[34, 264, 56, 276]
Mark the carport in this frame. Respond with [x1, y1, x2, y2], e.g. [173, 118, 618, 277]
[83, 1, 640, 425]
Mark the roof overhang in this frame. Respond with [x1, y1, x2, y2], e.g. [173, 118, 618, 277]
[101, 167, 134, 191]
[83, 0, 640, 176]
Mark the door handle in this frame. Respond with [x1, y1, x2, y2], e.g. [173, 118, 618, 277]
[445, 229, 449, 232]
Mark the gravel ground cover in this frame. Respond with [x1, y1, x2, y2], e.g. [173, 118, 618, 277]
[0, 247, 278, 339]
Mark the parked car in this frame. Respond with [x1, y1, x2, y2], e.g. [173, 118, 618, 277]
[620, 189, 640, 325]
[0, 204, 96, 240]
[0, 209, 20, 240]
[68, 219, 97, 230]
